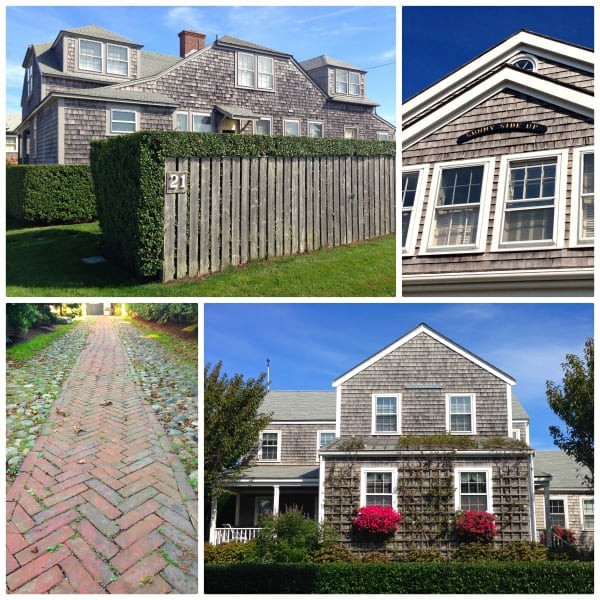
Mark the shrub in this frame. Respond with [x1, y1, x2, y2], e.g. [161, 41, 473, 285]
[310, 544, 356, 563]
[6, 164, 96, 224]
[455, 510, 499, 543]
[90, 131, 395, 278]
[451, 542, 496, 562]
[495, 540, 548, 562]
[203, 540, 258, 563]
[361, 551, 391, 563]
[402, 548, 445, 562]
[126, 303, 197, 324]
[352, 505, 402, 536]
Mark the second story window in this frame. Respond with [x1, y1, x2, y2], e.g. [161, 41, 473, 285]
[107, 44, 129, 76]
[336, 69, 360, 95]
[260, 431, 280, 461]
[79, 40, 102, 72]
[447, 394, 476, 434]
[402, 171, 419, 249]
[237, 53, 274, 90]
[372, 394, 400, 434]
[25, 64, 33, 97]
[578, 151, 594, 242]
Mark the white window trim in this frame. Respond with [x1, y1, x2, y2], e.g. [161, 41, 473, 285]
[255, 116, 272, 136]
[371, 393, 401, 435]
[569, 146, 594, 247]
[360, 467, 398, 510]
[402, 164, 429, 255]
[510, 53, 538, 72]
[283, 119, 300, 137]
[308, 121, 324, 138]
[492, 148, 568, 251]
[446, 393, 477, 435]
[549, 495, 569, 528]
[106, 43, 129, 76]
[6, 134, 18, 153]
[26, 64, 33, 98]
[581, 497, 594, 531]
[175, 112, 189, 131]
[192, 112, 213, 133]
[78, 38, 102, 73]
[236, 52, 274, 91]
[78, 39, 129, 77]
[454, 466, 493, 512]
[377, 132, 390, 141]
[109, 107, 138, 135]
[511, 428, 521, 440]
[420, 156, 495, 255]
[316, 430, 336, 460]
[344, 126, 359, 139]
[259, 430, 281, 462]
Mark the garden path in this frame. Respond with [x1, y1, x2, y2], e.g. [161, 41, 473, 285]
[6, 316, 197, 593]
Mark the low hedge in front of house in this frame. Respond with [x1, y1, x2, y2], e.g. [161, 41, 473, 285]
[6, 165, 96, 224]
[204, 561, 594, 594]
[90, 131, 396, 279]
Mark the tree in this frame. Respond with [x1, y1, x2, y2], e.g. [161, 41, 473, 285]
[204, 361, 271, 501]
[546, 338, 594, 488]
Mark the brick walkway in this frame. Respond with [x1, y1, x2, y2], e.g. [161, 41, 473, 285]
[6, 317, 198, 594]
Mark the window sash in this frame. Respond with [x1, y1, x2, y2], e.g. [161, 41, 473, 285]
[107, 44, 128, 75]
[257, 56, 273, 90]
[375, 396, 398, 433]
[176, 113, 188, 132]
[111, 110, 136, 133]
[583, 499, 594, 529]
[308, 122, 323, 138]
[261, 432, 279, 460]
[192, 114, 212, 133]
[549, 499, 566, 527]
[26, 65, 33, 96]
[366, 472, 393, 506]
[6, 135, 18, 152]
[580, 153, 594, 240]
[336, 70, 348, 94]
[237, 53, 255, 87]
[284, 120, 300, 137]
[255, 118, 271, 135]
[79, 40, 102, 72]
[319, 432, 336, 447]
[450, 395, 472, 433]
[460, 472, 488, 511]
[349, 72, 360, 95]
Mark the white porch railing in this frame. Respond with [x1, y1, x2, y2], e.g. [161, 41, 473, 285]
[212, 526, 262, 545]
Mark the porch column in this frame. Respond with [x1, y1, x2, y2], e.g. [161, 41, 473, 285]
[209, 493, 218, 544]
[235, 493, 241, 526]
[543, 480, 552, 548]
[273, 485, 280, 516]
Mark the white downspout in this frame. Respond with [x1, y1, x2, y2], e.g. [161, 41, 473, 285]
[209, 493, 218, 544]
[528, 454, 536, 541]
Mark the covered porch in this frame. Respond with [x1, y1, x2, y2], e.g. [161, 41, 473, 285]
[209, 465, 320, 544]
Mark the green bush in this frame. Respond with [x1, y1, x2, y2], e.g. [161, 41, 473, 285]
[204, 540, 258, 564]
[90, 131, 396, 278]
[495, 540, 548, 562]
[402, 548, 445, 562]
[6, 303, 41, 337]
[6, 165, 96, 224]
[451, 542, 496, 562]
[205, 562, 594, 594]
[126, 303, 197, 324]
[361, 551, 391, 563]
[310, 544, 357, 563]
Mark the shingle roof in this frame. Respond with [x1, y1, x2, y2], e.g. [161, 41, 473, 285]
[60, 25, 142, 47]
[52, 87, 177, 106]
[534, 450, 591, 490]
[512, 394, 529, 420]
[215, 35, 290, 57]
[301, 54, 364, 72]
[260, 390, 336, 421]
[6, 113, 21, 131]
[237, 465, 319, 481]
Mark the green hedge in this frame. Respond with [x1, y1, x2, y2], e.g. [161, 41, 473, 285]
[90, 131, 396, 278]
[204, 562, 594, 594]
[6, 165, 96, 224]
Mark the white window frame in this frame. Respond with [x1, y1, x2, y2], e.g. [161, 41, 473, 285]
[192, 112, 212, 133]
[106, 43, 129, 76]
[344, 126, 358, 139]
[175, 112, 189, 132]
[454, 466, 493, 512]
[109, 108, 137, 134]
[511, 428, 521, 440]
[257, 55, 274, 90]
[283, 119, 300, 137]
[6, 134, 18, 153]
[26, 64, 33, 97]
[510, 53, 538, 72]
[402, 164, 429, 255]
[335, 69, 360, 96]
[549, 496, 568, 528]
[569, 146, 594, 247]
[259, 430, 281, 462]
[316, 430, 336, 460]
[255, 117, 272, 136]
[308, 121, 324, 138]
[377, 132, 390, 141]
[492, 149, 568, 251]
[421, 157, 494, 255]
[371, 394, 401, 435]
[446, 393, 477, 435]
[360, 467, 398, 509]
[79, 39, 103, 72]
[236, 52, 274, 91]
[581, 497, 594, 531]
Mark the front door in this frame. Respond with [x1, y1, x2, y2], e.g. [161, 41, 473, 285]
[254, 496, 273, 525]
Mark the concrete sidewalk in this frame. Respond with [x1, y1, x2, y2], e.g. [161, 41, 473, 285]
[6, 316, 198, 594]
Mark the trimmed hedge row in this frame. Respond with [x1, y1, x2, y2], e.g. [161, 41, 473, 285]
[6, 165, 96, 224]
[90, 131, 396, 278]
[204, 562, 594, 594]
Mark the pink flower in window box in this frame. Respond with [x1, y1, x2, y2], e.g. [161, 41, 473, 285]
[455, 510, 499, 543]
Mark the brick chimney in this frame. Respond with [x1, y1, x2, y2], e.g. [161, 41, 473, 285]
[179, 30, 206, 57]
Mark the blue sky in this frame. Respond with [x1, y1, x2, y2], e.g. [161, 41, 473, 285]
[204, 302, 593, 451]
[403, 5, 594, 101]
[4, 4, 396, 124]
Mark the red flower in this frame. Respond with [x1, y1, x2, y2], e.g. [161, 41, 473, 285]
[352, 505, 403, 536]
[455, 510, 499, 543]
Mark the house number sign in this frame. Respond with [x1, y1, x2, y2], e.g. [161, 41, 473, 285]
[165, 171, 188, 194]
[456, 121, 547, 145]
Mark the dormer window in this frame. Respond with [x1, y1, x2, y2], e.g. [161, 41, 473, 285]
[79, 40, 102, 72]
[107, 44, 128, 75]
[78, 39, 129, 76]
[335, 69, 360, 95]
[25, 64, 33, 97]
[511, 54, 536, 72]
[236, 52, 274, 90]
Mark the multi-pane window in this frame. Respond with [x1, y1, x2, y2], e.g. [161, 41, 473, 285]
[582, 498, 594, 530]
[257, 56, 274, 90]
[402, 171, 419, 249]
[318, 431, 336, 448]
[26, 64, 33, 97]
[459, 472, 488, 511]
[6, 135, 18, 153]
[107, 44, 128, 75]
[260, 431, 279, 460]
[255, 118, 271, 135]
[79, 40, 102, 72]
[193, 114, 212, 133]
[308, 122, 323, 138]
[365, 472, 393, 506]
[502, 158, 557, 243]
[373, 395, 399, 433]
[579, 152, 594, 241]
[431, 165, 483, 247]
[344, 127, 358, 139]
[284, 120, 300, 137]
[448, 394, 474, 434]
[335, 70, 360, 95]
[377, 132, 390, 141]
[110, 109, 136, 133]
[237, 53, 255, 87]
[549, 499, 566, 527]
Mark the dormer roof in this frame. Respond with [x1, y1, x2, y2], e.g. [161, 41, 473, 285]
[301, 54, 364, 73]
[54, 25, 142, 48]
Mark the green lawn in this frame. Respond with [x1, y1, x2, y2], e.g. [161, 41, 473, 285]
[6, 323, 77, 363]
[6, 221, 396, 297]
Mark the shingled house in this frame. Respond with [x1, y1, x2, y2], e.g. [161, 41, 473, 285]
[16, 25, 395, 164]
[402, 30, 594, 296]
[208, 323, 588, 556]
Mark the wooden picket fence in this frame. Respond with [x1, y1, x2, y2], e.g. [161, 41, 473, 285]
[162, 154, 395, 282]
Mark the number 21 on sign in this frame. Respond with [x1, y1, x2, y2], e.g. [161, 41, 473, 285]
[166, 171, 188, 193]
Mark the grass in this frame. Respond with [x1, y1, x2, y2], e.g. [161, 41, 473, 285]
[6, 221, 396, 297]
[7, 323, 77, 362]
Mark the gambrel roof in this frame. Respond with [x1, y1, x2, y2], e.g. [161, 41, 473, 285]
[403, 29, 594, 147]
[333, 323, 516, 387]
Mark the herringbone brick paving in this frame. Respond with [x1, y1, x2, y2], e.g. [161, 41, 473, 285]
[6, 317, 198, 594]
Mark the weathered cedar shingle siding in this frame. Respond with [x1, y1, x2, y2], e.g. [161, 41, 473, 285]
[36, 103, 59, 164]
[62, 100, 107, 163]
[339, 332, 509, 438]
[535, 57, 593, 89]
